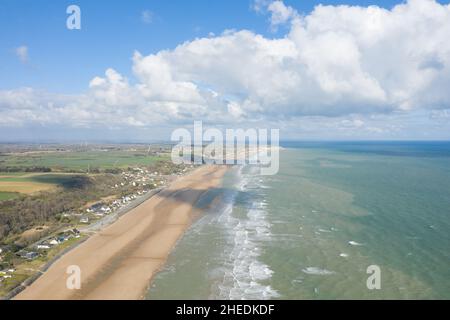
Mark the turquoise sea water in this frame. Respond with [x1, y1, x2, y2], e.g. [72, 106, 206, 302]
[147, 142, 450, 299]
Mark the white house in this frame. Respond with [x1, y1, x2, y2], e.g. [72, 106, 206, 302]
[100, 206, 111, 213]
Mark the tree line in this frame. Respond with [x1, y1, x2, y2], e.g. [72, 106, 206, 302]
[0, 174, 123, 243]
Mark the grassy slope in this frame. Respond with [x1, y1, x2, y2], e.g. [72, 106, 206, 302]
[0, 192, 19, 201]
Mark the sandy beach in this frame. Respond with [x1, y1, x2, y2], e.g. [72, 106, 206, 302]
[15, 165, 228, 300]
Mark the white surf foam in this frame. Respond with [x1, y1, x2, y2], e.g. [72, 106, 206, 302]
[211, 165, 279, 300]
[348, 240, 363, 246]
[302, 267, 336, 275]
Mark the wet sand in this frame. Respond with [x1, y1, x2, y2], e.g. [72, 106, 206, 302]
[15, 165, 228, 300]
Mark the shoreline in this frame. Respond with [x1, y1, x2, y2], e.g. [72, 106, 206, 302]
[14, 164, 228, 300]
[4, 188, 164, 300]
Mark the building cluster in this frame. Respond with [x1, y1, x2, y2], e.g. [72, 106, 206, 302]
[81, 190, 154, 224]
[16, 228, 82, 262]
[0, 268, 15, 283]
[66, 167, 166, 224]
[0, 163, 187, 290]
[115, 167, 165, 189]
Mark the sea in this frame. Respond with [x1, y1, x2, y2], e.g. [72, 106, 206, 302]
[146, 142, 450, 299]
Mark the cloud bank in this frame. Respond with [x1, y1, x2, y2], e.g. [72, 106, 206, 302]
[1, 0, 450, 138]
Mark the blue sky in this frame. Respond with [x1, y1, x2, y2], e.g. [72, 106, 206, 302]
[1, 0, 268, 92]
[0, 0, 417, 92]
[0, 0, 450, 141]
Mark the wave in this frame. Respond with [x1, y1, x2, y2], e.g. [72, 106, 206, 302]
[211, 165, 279, 300]
[302, 267, 336, 275]
[348, 240, 364, 246]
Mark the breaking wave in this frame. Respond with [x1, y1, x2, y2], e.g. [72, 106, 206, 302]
[210, 166, 279, 299]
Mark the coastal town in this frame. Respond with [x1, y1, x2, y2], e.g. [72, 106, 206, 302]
[0, 144, 193, 298]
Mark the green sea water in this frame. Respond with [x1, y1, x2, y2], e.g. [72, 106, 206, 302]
[147, 142, 450, 299]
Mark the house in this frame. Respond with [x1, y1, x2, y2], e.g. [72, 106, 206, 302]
[24, 252, 38, 260]
[36, 243, 51, 250]
[49, 239, 59, 246]
[100, 206, 111, 213]
[88, 203, 104, 212]
[80, 216, 89, 224]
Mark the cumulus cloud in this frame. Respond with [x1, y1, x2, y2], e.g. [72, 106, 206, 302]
[252, 0, 298, 30]
[2, 0, 450, 135]
[267, 1, 298, 30]
[15, 45, 29, 63]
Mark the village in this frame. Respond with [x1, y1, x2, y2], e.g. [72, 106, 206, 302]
[0, 163, 192, 295]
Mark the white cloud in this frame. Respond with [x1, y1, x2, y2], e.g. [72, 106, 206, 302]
[252, 0, 298, 31]
[1, 0, 450, 138]
[251, 0, 271, 13]
[267, 1, 298, 29]
[126, 0, 450, 119]
[15, 45, 28, 63]
[141, 10, 153, 24]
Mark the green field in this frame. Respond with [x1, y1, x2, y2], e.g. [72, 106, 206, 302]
[0, 149, 170, 200]
[0, 150, 167, 171]
[0, 173, 84, 184]
[0, 192, 19, 201]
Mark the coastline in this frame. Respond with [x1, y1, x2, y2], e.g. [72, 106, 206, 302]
[14, 164, 228, 300]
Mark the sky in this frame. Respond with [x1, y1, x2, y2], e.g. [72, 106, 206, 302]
[0, 0, 450, 142]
